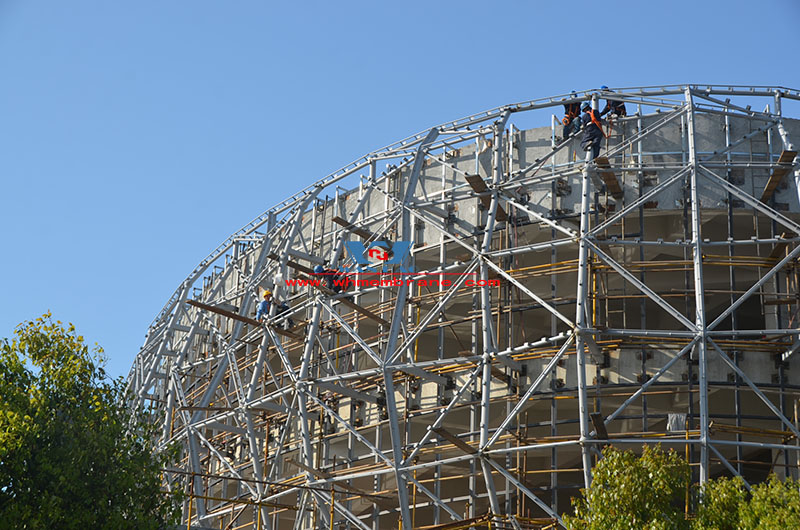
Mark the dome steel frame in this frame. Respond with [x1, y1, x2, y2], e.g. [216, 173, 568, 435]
[128, 85, 800, 529]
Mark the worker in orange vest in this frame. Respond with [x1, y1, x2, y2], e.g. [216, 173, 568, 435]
[580, 102, 606, 160]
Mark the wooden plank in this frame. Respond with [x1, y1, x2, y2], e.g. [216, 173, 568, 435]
[433, 427, 478, 455]
[186, 299, 302, 340]
[490, 366, 511, 385]
[287, 459, 393, 506]
[188, 299, 260, 325]
[331, 215, 376, 240]
[337, 295, 389, 327]
[288, 458, 331, 479]
[464, 173, 489, 193]
[415, 515, 492, 530]
[315, 380, 379, 404]
[769, 242, 788, 261]
[768, 232, 796, 261]
[267, 253, 316, 275]
[761, 150, 797, 202]
[397, 364, 448, 385]
[464, 174, 508, 222]
[270, 326, 303, 341]
[777, 150, 797, 164]
[298, 273, 390, 326]
[287, 248, 324, 265]
[590, 412, 609, 440]
[763, 298, 799, 306]
[594, 156, 624, 199]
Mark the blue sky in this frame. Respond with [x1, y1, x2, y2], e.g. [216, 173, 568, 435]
[1, 0, 798, 378]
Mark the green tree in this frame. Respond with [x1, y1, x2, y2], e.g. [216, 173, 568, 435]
[695, 473, 800, 529]
[739, 474, 800, 529]
[693, 476, 748, 530]
[567, 444, 800, 530]
[564, 445, 691, 530]
[0, 314, 181, 530]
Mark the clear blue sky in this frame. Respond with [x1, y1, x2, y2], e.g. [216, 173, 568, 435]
[1, 0, 798, 378]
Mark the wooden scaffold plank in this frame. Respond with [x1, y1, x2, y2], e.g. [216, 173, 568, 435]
[594, 156, 624, 199]
[761, 150, 797, 202]
[187, 299, 303, 340]
[464, 174, 508, 222]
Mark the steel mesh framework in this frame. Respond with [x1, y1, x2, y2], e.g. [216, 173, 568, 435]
[128, 85, 800, 529]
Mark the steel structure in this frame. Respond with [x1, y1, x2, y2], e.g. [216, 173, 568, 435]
[128, 85, 800, 529]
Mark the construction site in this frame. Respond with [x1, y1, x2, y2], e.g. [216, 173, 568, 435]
[127, 85, 800, 529]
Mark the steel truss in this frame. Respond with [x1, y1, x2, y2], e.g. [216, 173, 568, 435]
[127, 85, 800, 529]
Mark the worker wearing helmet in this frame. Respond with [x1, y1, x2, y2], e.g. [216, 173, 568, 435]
[561, 91, 581, 140]
[599, 85, 627, 118]
[256, 289, 273, 322]
[313, 263, 342, 293]
[580, 102, 605, 160]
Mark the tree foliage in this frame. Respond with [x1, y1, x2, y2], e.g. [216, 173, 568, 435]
[739, 474, 800, 529]
[694, 473, 800, 529]
[0, 314, 181, 530]
[564, 445, 690, 530]
[693, 476, 748, 530]
[566, 444, 800, 530]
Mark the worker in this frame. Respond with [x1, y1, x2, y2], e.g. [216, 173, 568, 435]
[580, 102, 605, 160]
[599, 86, 627, 118]
[314, 264, 342, 293]
[256, 290, 273, 322]
[561, 91, 581, 139]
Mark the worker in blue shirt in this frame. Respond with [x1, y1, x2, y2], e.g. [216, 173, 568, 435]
[256, 290, 273, 321]
[314, 264, 342, 293]
[580, 102, 606, 160]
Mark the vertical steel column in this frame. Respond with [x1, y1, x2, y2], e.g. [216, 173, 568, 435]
[773, 91, 798, 479]
[575, 96, 597, 490]
[382, 128, 438, 529]
[636, 111, 648, 434]
[469, 135, 480, 520]
[775, 90, 796, 153]
[549, 113, 559, 513]
[685, 88, 710, 484]
[478, 117, 508, 516]
[297, 301, 327, 527]
[373, 162, 387, 530]
[678, 111, 698, 472]
[724, 111, 744, 475]
[245, 333, 274, 530]
[434, 146, 449, 526]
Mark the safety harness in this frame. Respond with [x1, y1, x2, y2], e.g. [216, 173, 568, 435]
[562, 103, 580, 125]
[588, 109, 607, 138]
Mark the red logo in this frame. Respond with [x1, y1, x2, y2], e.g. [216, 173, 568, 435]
[368, 247, 390, 261]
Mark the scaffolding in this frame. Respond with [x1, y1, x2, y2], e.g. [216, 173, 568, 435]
[127, 85, 800, 529]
